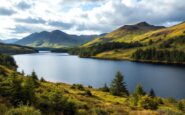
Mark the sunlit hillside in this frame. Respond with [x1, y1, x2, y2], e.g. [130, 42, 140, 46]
[83, 22, 164, 47]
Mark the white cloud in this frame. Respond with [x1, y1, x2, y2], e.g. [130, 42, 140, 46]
[0, 0, 185, 39]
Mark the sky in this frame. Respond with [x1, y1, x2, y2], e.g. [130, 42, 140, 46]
[0, 0, 185, 39]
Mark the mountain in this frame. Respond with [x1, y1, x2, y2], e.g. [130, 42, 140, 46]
[0, 43, 38, 54]
[3, 38, 19, 44]
[74, 22, 185, 64]
[95, 22, 185, 63]
[15, 30, 102, 48]
[83, 22, 164, 47]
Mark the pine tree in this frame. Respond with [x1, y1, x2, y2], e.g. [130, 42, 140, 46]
[110, 71, 129, 96]
[10, 77, 23, 106]
[30, 71, 39, 87]
[22, 77, 36, 105]
[31, 71, 38, 80]
[149, 88, 156, 97]
[134, 84, 145, 96]
[51, 90, 67, 114]
[101, 83, 109, 92]
[40, 77, 45, 82]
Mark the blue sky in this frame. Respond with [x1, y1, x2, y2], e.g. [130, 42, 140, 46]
[0, 0, 185, 39]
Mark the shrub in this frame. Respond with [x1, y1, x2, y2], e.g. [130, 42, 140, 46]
[84, 90, 92, 97]
[0, 54, 17, 69]
[0, 104, 8, 115]
[158, 109, 184, 115]
[138, 96, 158, 110]
[99, 83, 109, 92]
[148, 39, 153, 45]
[76, 109, 88, 115]
[91, 108, 109, 115]
[22, 77, 37, 105]
[71, 84, 85, 90]
[31, 71, 38, 80]
[129, 94, 139, 106]
[177, 101, 185, 111]
[155, 97, 163, 105]
[63, 100, 76, 115]
[36, 94, 52, 113]
[9, 77, 24, 106]
[6, 106, 41, 115]
[149, 88, 156, 98]
[37, 90, 77, 115]
[88, 85, 93, 88]
[40, 77, 46, 82]
[134, 84, 145, 96]
[167, 97, 177, 104]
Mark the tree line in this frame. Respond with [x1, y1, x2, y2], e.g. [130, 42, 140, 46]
[132, 48, 185, 63]
[160, 35, 185, 48]
[0, 53, 17, 70]
[68, 42, 142, 57]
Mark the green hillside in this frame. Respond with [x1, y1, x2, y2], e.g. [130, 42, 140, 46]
[83, 22, 164, 47]
[95, 22, 185, 60]
[0, 43, 38, 54]
[72, 22, 185, 64]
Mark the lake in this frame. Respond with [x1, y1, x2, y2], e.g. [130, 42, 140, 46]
[13, 51, 185, 99]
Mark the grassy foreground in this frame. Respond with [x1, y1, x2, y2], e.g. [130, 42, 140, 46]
[0, 56, 185, 115]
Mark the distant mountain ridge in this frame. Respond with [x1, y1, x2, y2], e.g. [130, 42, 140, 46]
[3, 38, 19, 44]
[15, 30, 102, 48]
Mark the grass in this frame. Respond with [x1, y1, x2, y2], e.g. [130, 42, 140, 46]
[34, 81, 185, 114]
[83, 22, 164, 47]
[0, 43, 37, 54]
[0, 70, 185, 114]
[94, 48, 136, 60]
[82, 22, 185, 64]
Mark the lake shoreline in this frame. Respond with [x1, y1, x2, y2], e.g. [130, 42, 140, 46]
[64, 53, 185, 66]
[13, 52, 185, 99]
[90, 56, 185, 66]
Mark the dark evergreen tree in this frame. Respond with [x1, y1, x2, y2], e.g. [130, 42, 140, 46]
[134, 84, 145, 96]
[110, 71, 129, 96]
[149, 88, 156, 97]
[10, 77, 23, 106]
[51, 91, 67, 115]
[40, 77, 45, 82]
[22, 77, 36, 105]
[30, 71, 39, 87]
[100, 83, 109, 92]
[177, 101, 184, 111]
[31, 71, 38, 80]
[21, 70, 25, 76]
[50, 90, 76, 115]
[0, 53, 17, 69]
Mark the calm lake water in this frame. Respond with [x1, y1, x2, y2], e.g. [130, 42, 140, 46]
[13, 51, 185, 99]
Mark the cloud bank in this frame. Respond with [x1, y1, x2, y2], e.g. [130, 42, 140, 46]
[0, 0, 185, 39]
